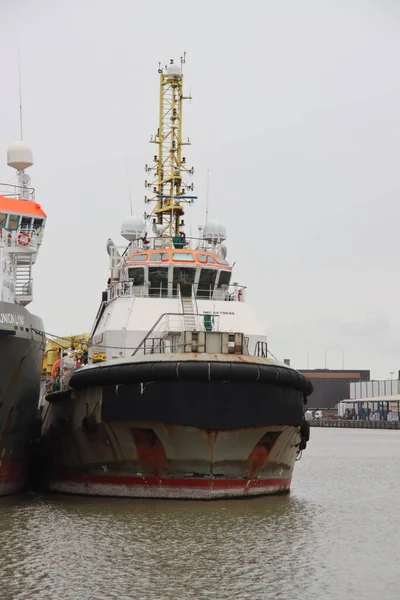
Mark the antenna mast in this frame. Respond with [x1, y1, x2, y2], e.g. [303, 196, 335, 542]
[206, 169, 210, 222]
[125, 157, 133, 216]
[18, 46, 23, 141]
[144, 56, 196, 242]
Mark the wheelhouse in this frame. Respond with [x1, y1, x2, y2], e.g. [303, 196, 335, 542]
[121, 248, 234, 300]
[0, 196, 46, 238]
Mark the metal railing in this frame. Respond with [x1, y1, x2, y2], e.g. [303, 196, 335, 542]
[0, 182, 35, 201]
[15, 278, 33, 296]
[106, 281, 246, 302]
[131, 311, 222, 357]
[0, 228, 41, 249]
[120, 235, 226, 254]
[254, 341, 268, 358]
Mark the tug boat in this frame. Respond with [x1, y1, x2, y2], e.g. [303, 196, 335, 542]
[0, 141, 46, 495]
[39, 59, 312, 499]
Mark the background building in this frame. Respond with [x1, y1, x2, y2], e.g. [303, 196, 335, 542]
[338, 379, 400, 421]
[298, 369, 370, 409]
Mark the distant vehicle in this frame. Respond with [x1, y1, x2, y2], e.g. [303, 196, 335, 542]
[314, 410, 323, 420]
[305, 410, 314, 421]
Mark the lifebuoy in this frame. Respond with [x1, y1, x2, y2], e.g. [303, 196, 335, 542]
[18, 232, 31, 246]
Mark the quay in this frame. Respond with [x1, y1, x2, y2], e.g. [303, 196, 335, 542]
[310, 420, 400, 430]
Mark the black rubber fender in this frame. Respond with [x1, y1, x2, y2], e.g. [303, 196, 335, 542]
[45, 389, 72, 403]
[300, 419, 310, 442]
[70, 361, 314, 397]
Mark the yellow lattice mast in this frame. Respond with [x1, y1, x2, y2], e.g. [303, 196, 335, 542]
[144, 56, 195, 244]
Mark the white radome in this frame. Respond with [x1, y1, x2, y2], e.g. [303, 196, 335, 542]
[167, 62, 181, 78]
[203, 219, 227, 243]
[220, 244, 228, 259]
[121, 216, 145, 241]
[7, 141, 33, 171]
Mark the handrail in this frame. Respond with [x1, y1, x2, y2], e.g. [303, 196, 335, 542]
[107, 281, 246, 302]
[0, 229, 41, 248]
[192, 284, 199, 320]
[254, 341, 268, 358]
[123, 235, 225, 252]
[0, 181, 35, 201]
[131, 312, 183, 357]
[15, 279, 33, 295]
[131, 310, 223, 357]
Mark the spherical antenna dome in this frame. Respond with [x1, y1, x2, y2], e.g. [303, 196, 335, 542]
[203, 219, 227, 243]
[7, 141, 33, 171]
[220, 244, 228, 259]
[121, 215, 145, 241]
[167, 61, 182, 78]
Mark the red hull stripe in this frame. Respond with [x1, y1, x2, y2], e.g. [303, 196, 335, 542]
[52, 474, 291, 488]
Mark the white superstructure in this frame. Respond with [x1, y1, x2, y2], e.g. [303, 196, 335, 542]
[89, 58, 266, 361]
[0, 142, 46, 305]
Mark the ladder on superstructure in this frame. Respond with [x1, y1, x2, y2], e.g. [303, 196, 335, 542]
[15, 255, 32, 305]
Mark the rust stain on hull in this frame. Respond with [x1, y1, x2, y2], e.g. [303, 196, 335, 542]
[243, 432, 282, 478]
[130, 427, 168, 476]
[41, 417, 300, 499]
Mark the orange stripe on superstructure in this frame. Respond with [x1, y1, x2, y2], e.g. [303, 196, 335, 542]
[0, 195, 46, 217]
[126, 248, 231, 268]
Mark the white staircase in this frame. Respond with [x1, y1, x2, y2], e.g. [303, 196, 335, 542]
[15, 256, 33, 305]
[181, 295, 197, 331]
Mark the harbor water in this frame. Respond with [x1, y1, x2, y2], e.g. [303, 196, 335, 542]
[1, 429, 399, 600]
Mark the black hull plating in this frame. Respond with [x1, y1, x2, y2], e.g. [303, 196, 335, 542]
[101, 381, 305, 429]
[0, 308, 44, 496]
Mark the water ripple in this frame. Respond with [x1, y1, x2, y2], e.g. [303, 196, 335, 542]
[1, 429, 399, 599]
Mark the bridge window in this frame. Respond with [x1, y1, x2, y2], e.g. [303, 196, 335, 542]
[149, 267, 169, 297]
[150, 252, 169, 261]
[8, 214, 19, 230]
[218, 271, 231, 288]
[130, 254, 147, 262]
[128, 267, 145, 285]
[197, 254, 215, 264]
[173, 266, 196, 296]
[197, 268, 217, 298]
[216, 257, 229, 265]
[172, 252, 195, 262]
[33, 218, 44, 232]
[21, 217, 32, 230]
[0, 213, 6, 228]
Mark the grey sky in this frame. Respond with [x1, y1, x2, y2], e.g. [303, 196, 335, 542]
[0, 0, 399, 378]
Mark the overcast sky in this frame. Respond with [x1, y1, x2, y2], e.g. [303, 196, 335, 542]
[0, 0, 399, 378]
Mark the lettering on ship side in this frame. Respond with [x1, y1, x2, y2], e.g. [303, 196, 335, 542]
[0, 313, 25, 326]
[202, 311, 235, 316]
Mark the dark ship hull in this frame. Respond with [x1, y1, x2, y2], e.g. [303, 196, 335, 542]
[0, 303, 44, 496]
[39, 356, 312, 499]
